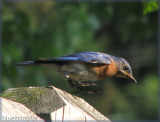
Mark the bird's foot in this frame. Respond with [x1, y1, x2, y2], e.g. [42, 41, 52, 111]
[74, 85, 100, 94]
[73, 89, 99, 94]
[78, 83, 97, 87]
[67, 80, 99, 93]
[67, 80, 96, 87]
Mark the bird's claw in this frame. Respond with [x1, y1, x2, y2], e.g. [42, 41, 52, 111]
[78, 83, 97, 87]
[67, 80, 99, 93]
[67, 80, 97, 87]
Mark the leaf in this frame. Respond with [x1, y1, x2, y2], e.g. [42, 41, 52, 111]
[142, 1, 159, 15]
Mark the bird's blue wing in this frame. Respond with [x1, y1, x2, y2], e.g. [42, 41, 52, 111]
[36, 52, 112, 65]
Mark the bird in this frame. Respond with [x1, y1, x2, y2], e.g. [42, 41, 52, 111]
[15, 52, 137, 91]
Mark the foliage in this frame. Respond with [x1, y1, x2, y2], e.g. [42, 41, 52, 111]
[2, 2, 158, 120]
[142, 1, 159, 15]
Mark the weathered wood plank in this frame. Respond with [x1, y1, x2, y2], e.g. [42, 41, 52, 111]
[53, 86, 109, 121]
[0, 97, 44, 121]
[1, 86, 111, 121]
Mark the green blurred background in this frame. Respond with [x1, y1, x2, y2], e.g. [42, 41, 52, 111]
[2, 2, 158, 120]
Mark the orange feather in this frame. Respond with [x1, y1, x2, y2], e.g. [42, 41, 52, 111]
[91, 60, 118, 80]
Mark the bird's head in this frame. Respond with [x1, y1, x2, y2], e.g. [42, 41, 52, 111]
[115, 57, 137, 83]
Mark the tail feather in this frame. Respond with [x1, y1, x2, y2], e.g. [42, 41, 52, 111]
[15, 59, 65, 66]
[15, 61, 37, 66]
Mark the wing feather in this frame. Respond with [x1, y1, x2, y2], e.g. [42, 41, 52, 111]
[35, 52, 112, 65]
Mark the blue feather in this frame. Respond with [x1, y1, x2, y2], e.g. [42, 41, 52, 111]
[53, 52, 112, 64]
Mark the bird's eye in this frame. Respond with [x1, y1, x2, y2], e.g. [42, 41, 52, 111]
[124, 66, 129, 71]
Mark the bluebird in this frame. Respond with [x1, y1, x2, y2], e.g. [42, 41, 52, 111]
[16, 52, 137, 89]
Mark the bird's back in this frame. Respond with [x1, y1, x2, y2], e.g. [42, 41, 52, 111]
[15, 52, 118, 82]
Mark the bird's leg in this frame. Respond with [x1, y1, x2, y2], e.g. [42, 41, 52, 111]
[67, 79, 80, 87]
[64, 72, 98, 93]
[64, 72, 77, 87]
[64, 72, 88, 87]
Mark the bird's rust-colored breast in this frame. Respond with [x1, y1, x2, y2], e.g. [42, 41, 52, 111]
[91, 60, 118, 80]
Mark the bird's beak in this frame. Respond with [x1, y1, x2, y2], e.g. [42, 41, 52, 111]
[122, 71, 137, 84]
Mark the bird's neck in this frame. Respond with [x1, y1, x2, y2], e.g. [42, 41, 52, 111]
[105, 60, 118, 77]
[113, 57, 124, 78]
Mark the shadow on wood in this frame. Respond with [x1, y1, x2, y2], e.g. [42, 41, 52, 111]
[0, 86, 111, 121]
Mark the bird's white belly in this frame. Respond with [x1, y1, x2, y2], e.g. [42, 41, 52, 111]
[59, 63, 98, 82]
